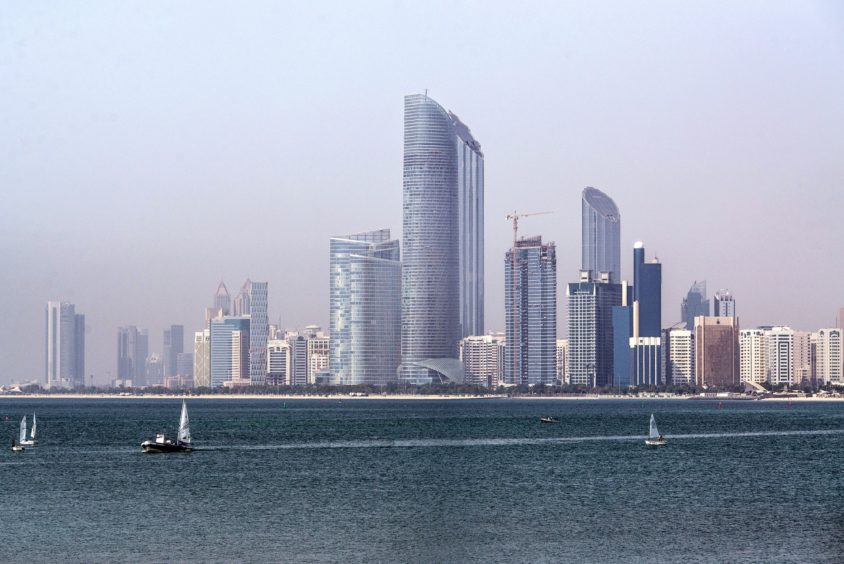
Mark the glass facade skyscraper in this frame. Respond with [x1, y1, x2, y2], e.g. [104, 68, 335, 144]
[400, 93, 482, 384]
[504, 237, 557, 385]
[329, 229, 401, 386]
[567, 276, 622, 386]
[581, 187, 621, 283]
[454, 112, 484, 339]
[248, 281, 269, 385]
[633, 242, 662, 338]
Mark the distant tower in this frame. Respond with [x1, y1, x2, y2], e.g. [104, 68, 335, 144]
[581, 187, 621, 283]
[714, 289, 735, 318]
[163, 325, 184, 379]
[233, 279, 252, 317]
[681, 281, 709, 329]
[117, 326, 149, 386]
[45, 301, 85, 388]
[400, 93, 482, 385]
[214, 281, 231, 315]
[504, 236, 557, 385]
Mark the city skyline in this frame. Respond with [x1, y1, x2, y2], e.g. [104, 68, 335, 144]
[3, 2, 843, 385]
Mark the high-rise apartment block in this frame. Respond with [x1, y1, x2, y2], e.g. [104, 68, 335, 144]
[814, 328, 842, 385]
[556, 339, 569, 384]
[668, 329, 694, 386]
[329, 229, 401, 386]
[504, 236, 557, 385]
[460, 334, 505, 388]
[267, 339, 291, 385]
[45, 301, 86, 388]
[400, 93, 483, 385]
[288, 334, 309, 386]
[714, 289, 735, 318]
[739, 329, 766, 384]
[681, 281, 709, 330]
[764, 326, 794, 385]
[306, 327, 329, 384]
[694, 316, 739, 388]
[193, 330, 211, 387]
[793, 331, 812, 384]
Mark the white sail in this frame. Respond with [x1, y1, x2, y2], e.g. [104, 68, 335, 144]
[178, 401, 192, 444]
[31, 414, 37, 440]
[20, 416, 27, 443]
[649, 414, 660, 439]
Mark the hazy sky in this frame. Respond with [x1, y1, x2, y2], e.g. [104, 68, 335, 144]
[1, 1, 843, 385]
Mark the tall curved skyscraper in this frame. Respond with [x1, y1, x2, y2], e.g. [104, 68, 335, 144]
[400, 94, 483, 384]
[581, 187, 621, 283]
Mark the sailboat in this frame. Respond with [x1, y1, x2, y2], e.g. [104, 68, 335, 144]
[645, 414, 667, 446]
[141, 401, 193, 453]
[11, 417, 27, 451]
[20, 414, 36, 446]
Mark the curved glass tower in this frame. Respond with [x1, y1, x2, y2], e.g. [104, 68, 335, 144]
[329, 229, 401, 386]
[582, 187, 621, 283]
[400, 94, 465, 384]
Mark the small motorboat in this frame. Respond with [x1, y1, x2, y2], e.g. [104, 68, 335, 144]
[645, 414, 667, 445]
[141, 400, 193, 453]
[540, 416, 560, 424]
[11, 439, 24, 452]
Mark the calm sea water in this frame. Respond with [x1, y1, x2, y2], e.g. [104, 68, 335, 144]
[0, 398, 841, 563]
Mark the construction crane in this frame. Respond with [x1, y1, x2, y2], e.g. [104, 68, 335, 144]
[505, 210, 552, 385]
[505, 211, 553, 249]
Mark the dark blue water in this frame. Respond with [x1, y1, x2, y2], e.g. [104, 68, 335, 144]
[0, 398, 841, 563]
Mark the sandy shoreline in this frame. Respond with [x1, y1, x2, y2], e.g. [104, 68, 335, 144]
[1, 393, 842, 402]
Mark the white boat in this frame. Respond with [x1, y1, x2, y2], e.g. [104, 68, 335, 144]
[645, 414, 667, 445]
[11, 416, 28, 451]
[141, 401, 194, 453]
[20, 414, 36, 446]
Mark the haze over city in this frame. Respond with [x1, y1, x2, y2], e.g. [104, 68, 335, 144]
[2, 1, 843, 385]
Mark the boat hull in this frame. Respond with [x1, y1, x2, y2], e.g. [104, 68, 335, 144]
[141, 441, 192, 453]
[11, 446, 24, 452]
[645, 439, 667, 446]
